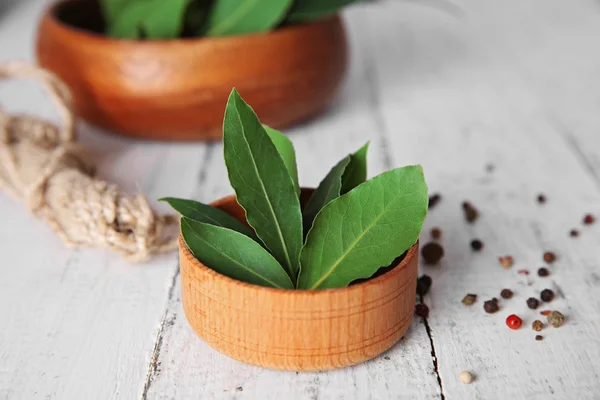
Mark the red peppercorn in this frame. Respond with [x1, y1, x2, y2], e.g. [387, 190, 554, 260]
[506, 314, 522, 330]
[583, 214, 595, 225]
[415, 303, 430, 318]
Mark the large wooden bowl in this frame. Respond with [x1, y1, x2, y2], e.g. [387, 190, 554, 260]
[179, 191, 419, 371]
[36, 0, 348, 140]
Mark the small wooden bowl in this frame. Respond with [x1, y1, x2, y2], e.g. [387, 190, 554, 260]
[36, 0, 348, 140]
[179, 191, 419, 371]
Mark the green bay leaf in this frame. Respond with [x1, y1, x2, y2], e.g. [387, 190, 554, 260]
[182, 218, 294, 289]
[223, 89, 303, 281]
[286, 0, 361, 23]
[263, 125, 300, 196]
[204, 0, 293, 36]
[302, 155, 350, 237]
[159, 197, 257, 240]
[107, 0, 191, 39]
[341, 142, 369, 194]
[297, 165, 428, 290]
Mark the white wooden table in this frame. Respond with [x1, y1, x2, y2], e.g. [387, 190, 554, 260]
[2, 0, 600, 399]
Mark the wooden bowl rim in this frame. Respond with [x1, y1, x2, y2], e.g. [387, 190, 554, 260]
[180, 193, 419, 296]
[43, 0, 342, 45]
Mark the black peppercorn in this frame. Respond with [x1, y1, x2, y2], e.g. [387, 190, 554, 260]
[462, 201, 479, 223]
[431, 227, 442, 240]
[540, 289, 555, 302]
[537, 194, 546, 204]
[416, 275, 433, 297]
[428, 194, 442, 210]
[470, 239, 483, 251]
[537, 267, 550, 277]
[500, 289, 513, 299]
[421, 242, 444, 265]
[570, 229, 579, 237]
[527, 297, 540, 310]
[484, 300, 499, 314]
[415, 303, 430, 318]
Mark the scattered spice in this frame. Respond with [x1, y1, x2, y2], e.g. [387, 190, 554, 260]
[459, 371, 474, 384]
[537, 194, 546, 204]
[540, 289, 555, 302]
[462, 201, 479, 223]
[506, 314, 522, 330]
[500, 289, 514, 299]
[421, 242, 444, 265]
[462, 294, 477, 306]
[535, 335, 544, 341]
[583, 214, 595, 225]
[517, 269, 530, 275]
[547, 311, 565, 328]
[543, 251, 556, 264]
[570, 229, 579, 238]
[537, 267, 550, 277]
[484, 300, 499, 314]
[236, 387, 243, 392]
[470, 239, 483, 251]
[498, 256, 514, 269]
[428, 193, 442, 209]
[416, 275, 433, 297]
[540, 310, 552, 316]
[384, 356, 390, 360]
[527, 297, 540, 310]
[415, 303, 430, 318]
[431, 227, 442, 240]
[532, 320, 544, 332]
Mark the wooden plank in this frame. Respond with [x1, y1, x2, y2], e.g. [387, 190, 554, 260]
[0, 3, 211, 397]
[367, 0, 600, 398]
[144, 8, 442, 400]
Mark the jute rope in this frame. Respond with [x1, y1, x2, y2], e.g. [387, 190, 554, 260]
[0, 62, 178, 262]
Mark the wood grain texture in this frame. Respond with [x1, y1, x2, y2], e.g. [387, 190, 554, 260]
[180, 191, 419, 371]
[35, 0, 348, 140]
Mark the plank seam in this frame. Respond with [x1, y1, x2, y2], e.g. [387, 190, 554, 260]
[420, 294, 446, 400]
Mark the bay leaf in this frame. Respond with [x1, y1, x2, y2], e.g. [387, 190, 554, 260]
[286, 0, 362, 23]
[107, 0, 191, 39]
[263, 125, 300, 196]
[204, 0, 293, 36]
[341, 142, 369, 194]
[223, 89, 303, 281]
[297, 165, 428, 290]
[159, 197, 257, 240]
[302, 156, 350, 237]
[181, 218, 294, 289]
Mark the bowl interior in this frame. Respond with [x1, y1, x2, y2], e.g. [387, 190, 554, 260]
[52, 0, 105, 34]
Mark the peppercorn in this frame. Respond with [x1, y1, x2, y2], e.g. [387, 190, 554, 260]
[462, 201, 479, 223]
[459, 371, 474, 384]
[383, 356, 390, 360]
[532, 320, 544, 332]
[498, 256, 514, 269]
[548, 311, 565, 328]
[540, 310, 552, 316]
[535, 335, 544, 341]
[570, 229, 579, 237]
[527, 297, 540, 310]
[421, 242, 444, 265]
[500, 289, 513, 299]
[537, 194, 546, 204]
[484, 300, 499, 314]
[543, 252, 556, 264]
[517, 269, 530, 275]
[540, 289, 555, 302]
[462, 294, 477, 306]
[236, 387, 243, 392]
[470, 239, 483, 251]
[416, 275, 433, 297]
[537, 267, 550, 277]
[428, 194, 441, 209]
[506, 314, 522, 330]
[583, 214, 595, 225]
[431, 227, 442, 240]
[415, 303, 430, 318]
